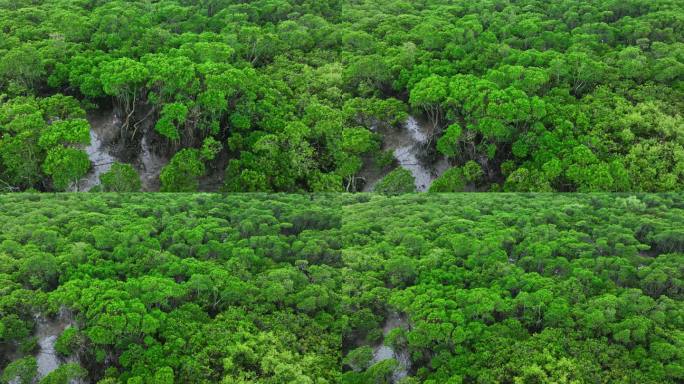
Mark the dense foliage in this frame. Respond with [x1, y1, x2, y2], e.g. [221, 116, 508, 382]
[1, 0, 683, 192]
[1, 193, 683, 383]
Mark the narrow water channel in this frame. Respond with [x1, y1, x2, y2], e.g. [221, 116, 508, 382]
[395, 116, 450, 191]
[362, 116, 449, 192]
[35, 315, 72, 378]
[138, 134, 166, 191]
[370, 313, 411, 383]
[4, 310, 80, 383]
[70, 112, 120, 192]
[70, 109, 167, 192]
